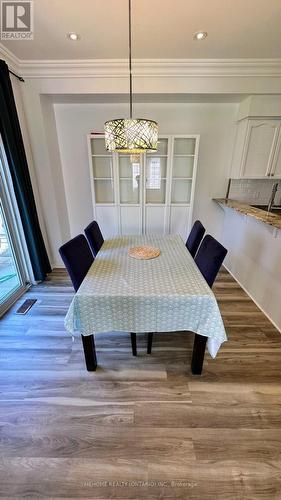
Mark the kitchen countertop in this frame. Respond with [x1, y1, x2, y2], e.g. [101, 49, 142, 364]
[213, 198, 281, 230]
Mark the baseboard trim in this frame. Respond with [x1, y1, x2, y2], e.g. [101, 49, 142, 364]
[224, 264, 281, 334]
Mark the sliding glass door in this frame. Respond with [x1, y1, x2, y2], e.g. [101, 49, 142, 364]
[0, 202, 22, 301]
[0, 141, 30, 315]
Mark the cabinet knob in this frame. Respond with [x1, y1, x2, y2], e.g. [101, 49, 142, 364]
[267, 173, 270, 177]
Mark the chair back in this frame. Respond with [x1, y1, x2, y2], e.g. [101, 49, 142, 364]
[84, 220, 104, 256]
[186, 220, 205, 257]
[59, 234, 94, 292]
[195, 234, 227, 288]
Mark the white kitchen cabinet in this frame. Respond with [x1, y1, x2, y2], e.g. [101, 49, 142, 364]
[271, 128, 281, 178]
[88, 134, 199, 239]
[231, 119, 281, 179]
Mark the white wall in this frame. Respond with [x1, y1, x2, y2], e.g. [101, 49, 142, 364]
[10, 84, 281, 331]
[54, 101, 238, 246]
[13, 60, 279, 268]
[2, 45, 280, 331]
[19, 87, 66, 267]
[221, 207, 281, 330]
[11, 76, 51, 259]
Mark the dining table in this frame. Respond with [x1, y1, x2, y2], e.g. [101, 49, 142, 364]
[64, 234, 227, 374]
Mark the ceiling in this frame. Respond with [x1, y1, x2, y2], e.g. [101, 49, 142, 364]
[1, 0, 281, 61]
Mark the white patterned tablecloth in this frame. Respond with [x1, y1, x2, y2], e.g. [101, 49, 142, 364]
[64, 234, 227, 358]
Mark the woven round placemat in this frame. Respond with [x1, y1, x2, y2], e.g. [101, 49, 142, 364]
[128, 246, 161, 260]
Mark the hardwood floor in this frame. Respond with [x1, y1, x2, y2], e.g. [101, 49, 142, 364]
[1, 268, 281, 499]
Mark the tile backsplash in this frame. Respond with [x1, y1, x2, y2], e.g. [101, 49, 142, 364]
[229, 179, 281, 206]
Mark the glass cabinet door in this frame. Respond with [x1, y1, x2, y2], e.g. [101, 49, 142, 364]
[90, 135, 198, 236]
[146, 138, 168, 204]
[91, 138, 115, 203]
[173, 138, 196, 155]
[171, 138, 195, 204]
[119, 155, 141, 204]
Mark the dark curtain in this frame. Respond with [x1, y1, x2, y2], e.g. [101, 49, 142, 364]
[0, 59, 51, 280]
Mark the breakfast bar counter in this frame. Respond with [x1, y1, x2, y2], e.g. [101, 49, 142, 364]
[214, 198, 281, 231]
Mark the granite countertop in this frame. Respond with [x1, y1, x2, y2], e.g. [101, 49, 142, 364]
[213, 198, 281, 230]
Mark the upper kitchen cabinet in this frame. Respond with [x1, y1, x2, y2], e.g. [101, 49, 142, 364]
[231, 119, 281, 179]
[271, 129, 281, 178]
[231, 95, 281, 179]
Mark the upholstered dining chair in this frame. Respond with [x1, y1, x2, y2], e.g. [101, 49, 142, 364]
[59, 234, 96, 371]
[59, 234, 137, 370]
[84, 220, 104, 257]
[147, 234, 227, 355]
[59, 234, 94, 293]
[185, 220, 205, 258]
[194, 234, 228, 288]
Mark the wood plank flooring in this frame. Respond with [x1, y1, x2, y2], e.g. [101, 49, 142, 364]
[1, 268, 281, 499]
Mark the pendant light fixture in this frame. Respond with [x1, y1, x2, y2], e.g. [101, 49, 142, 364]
[104, 0, 158, 153]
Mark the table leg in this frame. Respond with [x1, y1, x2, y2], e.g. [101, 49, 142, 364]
[81, 334, 97, 371]
[130, 332, 137, 356]
[147, 332, 153, 354]
[191, 333, 207, 375]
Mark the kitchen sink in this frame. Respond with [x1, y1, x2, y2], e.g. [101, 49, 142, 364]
[251, 205, 281, 214]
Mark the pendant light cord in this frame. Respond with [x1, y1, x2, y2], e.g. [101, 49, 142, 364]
[128, 0, 133, 119]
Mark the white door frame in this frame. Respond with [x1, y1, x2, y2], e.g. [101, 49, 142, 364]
[0, 138, 33, 316]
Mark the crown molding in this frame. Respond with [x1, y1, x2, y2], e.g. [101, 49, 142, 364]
[19, 58, 281, 79]
[1, 43, 281, 80]
[0, 42, 21, 72]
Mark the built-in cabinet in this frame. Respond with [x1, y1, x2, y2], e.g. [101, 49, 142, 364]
[231, 118, 281, 179]
[88, 134, 199, 240]
[273, 127, 281, 178]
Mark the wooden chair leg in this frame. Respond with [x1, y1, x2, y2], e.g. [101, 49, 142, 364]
[81, 334, 97, 371]
[147, 332, 153, 354]
[130, 332, 137, 356]
[191, 333, 207, 375]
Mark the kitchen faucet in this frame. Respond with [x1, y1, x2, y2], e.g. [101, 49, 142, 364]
[267, 182, 279, 212]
